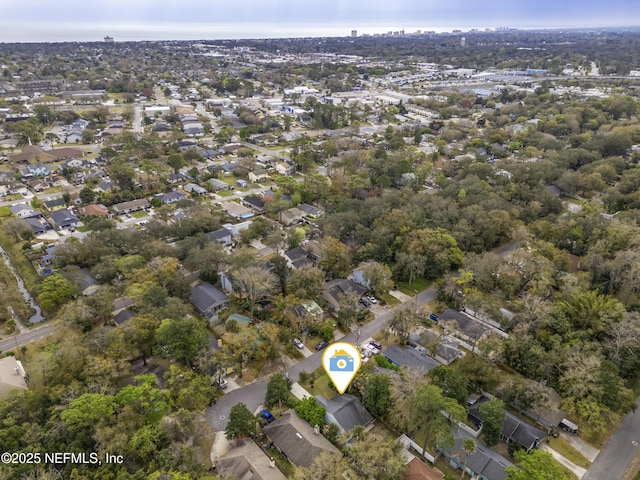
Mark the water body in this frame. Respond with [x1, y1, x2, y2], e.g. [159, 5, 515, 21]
[0, 244, 45, 324]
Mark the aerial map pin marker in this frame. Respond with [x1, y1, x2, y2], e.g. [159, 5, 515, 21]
[322, 342, 362, 394]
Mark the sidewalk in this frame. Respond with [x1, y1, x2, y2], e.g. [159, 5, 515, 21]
[290, 381, 313, 400]
[540, 444, 587, 479]
[560, 432, 600, 463]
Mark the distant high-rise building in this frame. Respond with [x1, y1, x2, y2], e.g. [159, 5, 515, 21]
[461, 37, 466, 47]
[351, 30, 357, 37]
[104, 36, 114, 43]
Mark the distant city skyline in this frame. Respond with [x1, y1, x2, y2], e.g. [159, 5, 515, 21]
[0, 0, 638, 42]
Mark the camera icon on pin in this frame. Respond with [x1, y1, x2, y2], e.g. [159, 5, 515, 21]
[329, 350, 354, 372]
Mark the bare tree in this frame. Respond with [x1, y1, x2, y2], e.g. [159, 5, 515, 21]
[233, 265, 278, 317]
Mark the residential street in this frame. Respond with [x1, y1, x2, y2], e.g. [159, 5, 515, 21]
[583, 398, 640, 480]
[0, 324, 53, 353]
[205, 285, 438, 431]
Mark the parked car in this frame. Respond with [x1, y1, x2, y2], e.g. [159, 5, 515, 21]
[365, 344, 380, 355]
[260, 409, 275, 423]
[359, 298, 371, 307]
[369, 340, 382, 350]
[315, 340, 329, 351]
[215, 378, 228, 389]
[293, 338, 304, 349]
[429, 313, 440, 322]
[367, 294, 378, 304]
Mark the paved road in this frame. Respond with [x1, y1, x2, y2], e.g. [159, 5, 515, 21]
[583, 398, 640, 480]
[0, 324, 53, 353]
[205, 285, 438, 431]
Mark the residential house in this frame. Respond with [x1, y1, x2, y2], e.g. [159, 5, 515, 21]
[248, 169, 270, 183]
[95, 181, 112, 193]
[10, 203, 35, 218]
[262, 409, 340, 468]
[236, 179, 248, 188]
[168, 172, 187, 184]
[26, 217, 52, 234]
[214, 439, 286, 480]
[49, 209, 80, 229]
[44, 197, 67, 211]
[113, 309, 136, 327]
[284, 247, 312, 269]
[298, 203, 324, 218]
[206, 227, 233, 246]
[242, 195, 265, 212]
[26, 178, 47, 192]
[279, 207, 305, 227]
[293, 300, 323, 325]
[191, 282, 230, 319]
[221, 162, 239, 176]
[0, 356, 28, 399]
[112, 297, 135, 315]
[443, 430, 512, 480]
[383, 344, 440, 374]
[20, 164, 51, 178]
[469, 395, 546, 453]
[439, 309, 488, 344]
[322, 279, 368, 311]
[183, 183, 207, 195]
[9, 145, 82, 164]
[275, 162, 294, 176]
[112, 198, 150, 214]
[404, 458, 445, 480]
[208, 178, 230, 191]
[315, 394, 373, 434]
[78, 204, 109, 217]
[156, 191, 188, 204]
[183, 122, 204, 136]
[408, 329, 463, 365]
[221, 201, 254, 219]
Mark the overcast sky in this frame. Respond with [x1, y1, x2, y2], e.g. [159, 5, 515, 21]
[0, 0, 638, 42]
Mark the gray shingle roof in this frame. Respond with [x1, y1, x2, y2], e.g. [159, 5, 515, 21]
[191, 282, 229, 314]
[262, 410, 340, 468]
[315, 394, 373, 433]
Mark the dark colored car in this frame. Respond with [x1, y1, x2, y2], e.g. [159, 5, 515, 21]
[359, 298, 371, 307]
[429, 313, 440, 322]
[315, 340, 329, 351]
[260, 409, 275, 423]
[369, 340, 382, 350]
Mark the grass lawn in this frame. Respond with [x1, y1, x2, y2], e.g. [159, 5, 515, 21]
[3, 193, 24, 201]
[547, 436, 591, 469]
[217, 190, 234, 197]
[41, 186, 62, 195]
[298, 366, 336, 400]
[0, 230, 40, 295]
[379, 292, 399, 306]
[76, 225, 92, 233]
[0, 206, 11, 217]
[397, 277, 432, 295]
[131, 210, 147, 219]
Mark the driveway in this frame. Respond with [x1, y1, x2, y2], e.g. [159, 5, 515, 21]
[206, 379, 267, 431]
[583, 398, 640, 480]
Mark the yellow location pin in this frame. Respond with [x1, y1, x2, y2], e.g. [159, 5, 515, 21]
[322, 342, 362, 394]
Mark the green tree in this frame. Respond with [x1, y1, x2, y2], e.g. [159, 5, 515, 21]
[402, 228, 464, 279]
[318, 236, 352, 278]
[115, 374, 172, 425]
[410, 384, 466, 458]
[347, 434, 407, 480]
[364, 373, 393, 418]
[167, 153, 186, 173]
[506, 449, 572, 480]
[225, 403, 256, 440]
[478, 399, 506, 447]
[233, 265, 278, 318]
[155, 317, 209, 367]
[107, 158, 136, 190]
[429, 365, 470, 407]
[38, 273, 77, 309]
[265, 372, 292, 410]
[79, 186, 95, 204]
[462, 438, 477, 479]
[124, 314, 160, 366]
[295, 396, 325, 427]
[358, 261, 393, 295]
[289, 265, 324, 300]
[61, 393, 115, 431]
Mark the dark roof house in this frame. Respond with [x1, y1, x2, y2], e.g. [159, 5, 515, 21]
[49, 209, 80, 229]
[215, 439, 286, 480]
[322, 279, 368, 310]
[191, 282, 229, 318]
[262, 409, 340, 468]
[383, 344, 440, 374]
[315, 394, 373, 433]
